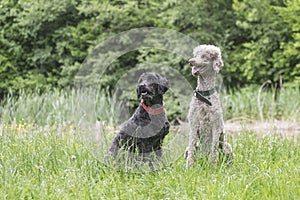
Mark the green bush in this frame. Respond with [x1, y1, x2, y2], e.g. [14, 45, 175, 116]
[0, 0, 299, 97]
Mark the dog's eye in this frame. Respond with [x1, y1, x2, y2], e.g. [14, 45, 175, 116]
[149, 83, 155, 87]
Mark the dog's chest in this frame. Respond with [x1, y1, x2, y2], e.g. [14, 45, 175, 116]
[188, 95, 223, 121]
[126, 109, 169, 138]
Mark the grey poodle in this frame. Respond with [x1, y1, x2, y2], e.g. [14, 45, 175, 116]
[109, 72, 170, 166]
[185, 45, 233, 168]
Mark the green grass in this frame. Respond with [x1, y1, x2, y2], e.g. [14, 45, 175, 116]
[0, 123, 299, 199]
[0, 86, 299, 199]
[0, 88, 122, 126]
[1, 86, 299, 126]
[222, 86, 300, 121]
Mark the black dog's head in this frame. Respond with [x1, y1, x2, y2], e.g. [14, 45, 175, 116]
[136, 72, 169, 104]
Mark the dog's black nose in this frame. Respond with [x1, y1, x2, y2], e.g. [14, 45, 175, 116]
[138, 84, 146, 89]
[188, 58, 196, 66]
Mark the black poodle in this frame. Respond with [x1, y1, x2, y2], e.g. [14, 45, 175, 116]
[109, 72, 170, 166]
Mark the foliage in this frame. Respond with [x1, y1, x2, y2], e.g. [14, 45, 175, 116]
[229, 0, 300, 86]
[0, 0, 299, 98]
[272, 0, 300, 86]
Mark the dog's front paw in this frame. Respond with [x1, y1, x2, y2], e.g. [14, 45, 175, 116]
[184, 148, 194, 169]
[222, 142, 234, 165]
[186, 157, 194, 169]
[223, 142, 232, 155]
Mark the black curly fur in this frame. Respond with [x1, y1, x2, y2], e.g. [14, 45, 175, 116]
[109, 72, 170, 160]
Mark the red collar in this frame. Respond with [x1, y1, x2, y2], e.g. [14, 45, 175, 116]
[140, 100, 165, 115]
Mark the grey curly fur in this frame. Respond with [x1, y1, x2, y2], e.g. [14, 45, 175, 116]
[185, 45, 233, 168]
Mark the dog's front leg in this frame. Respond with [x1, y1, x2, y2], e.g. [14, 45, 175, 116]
[210, 124, 223, 168]
[210, 137, 219, 168]
[185, 126, 199, 168]
[218, 132, 234, 164]
[108, 135, 121, 158]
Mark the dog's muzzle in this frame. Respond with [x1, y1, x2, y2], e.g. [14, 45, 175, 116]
[188, 58, 196, 66]
[138, 84, 153, 98]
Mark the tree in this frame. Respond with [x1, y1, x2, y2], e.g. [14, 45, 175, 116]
[229, 0, 299, 86]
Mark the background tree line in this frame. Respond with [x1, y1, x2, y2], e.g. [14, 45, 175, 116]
[0, 0, 299, 98]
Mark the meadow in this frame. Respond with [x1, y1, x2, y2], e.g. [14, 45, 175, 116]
[0, 86, 299, 199]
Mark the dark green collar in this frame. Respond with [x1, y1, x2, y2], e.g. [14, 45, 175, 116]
[193, 88, 215, 106]
[195, 88, 215, 96]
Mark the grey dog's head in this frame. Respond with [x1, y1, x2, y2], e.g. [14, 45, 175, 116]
[188, 45, 224, 76]
[136, 72, 169, 103]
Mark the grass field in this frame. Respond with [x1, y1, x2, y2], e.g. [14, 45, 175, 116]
[0, 87, 299, 199]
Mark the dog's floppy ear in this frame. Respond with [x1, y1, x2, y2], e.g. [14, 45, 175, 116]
[212, 47, 224, 73]
[136, 87, 141, 99]
[157, 76, 169, 95]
